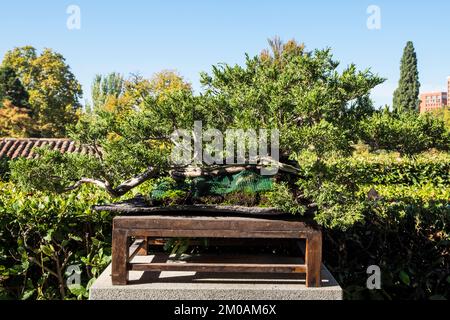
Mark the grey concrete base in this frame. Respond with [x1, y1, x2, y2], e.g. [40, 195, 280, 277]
[90, 255, 342, 300]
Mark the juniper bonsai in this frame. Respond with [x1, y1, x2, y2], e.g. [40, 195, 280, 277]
[10, 38, 385, 229]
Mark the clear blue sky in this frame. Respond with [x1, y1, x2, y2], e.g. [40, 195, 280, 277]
[1, 0, 449, 107]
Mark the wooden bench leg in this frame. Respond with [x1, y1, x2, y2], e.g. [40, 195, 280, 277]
[112, 229, 129, 285]
[305, 232, 322, 287]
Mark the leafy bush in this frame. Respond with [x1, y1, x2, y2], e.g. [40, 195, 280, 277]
[348, 150, 450, 186]
[0, 183, 113, 300]
[298, 149, 450, 299]
[325, 186, 450, 300]
[0, 157, 10, 181]
[430, 107, 450, 131]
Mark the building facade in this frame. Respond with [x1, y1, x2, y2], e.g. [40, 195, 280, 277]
[419, 91, 447, 113]
[419, 77, 450, 113]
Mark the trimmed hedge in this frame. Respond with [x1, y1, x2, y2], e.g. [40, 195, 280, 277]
[325, 151, 450, 187]
[325, 192, 450, 300]
[321, 151, 450, 299]
[0, 183, 113, 300]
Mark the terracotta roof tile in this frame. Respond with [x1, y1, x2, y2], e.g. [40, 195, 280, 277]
[67, 141, 75, 153]
[60, 140, 70, 153]
[0, 138, 101, 160]
[0, 140, 14, 157]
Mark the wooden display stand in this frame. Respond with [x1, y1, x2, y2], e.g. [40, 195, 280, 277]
[107, 213, 322, 287]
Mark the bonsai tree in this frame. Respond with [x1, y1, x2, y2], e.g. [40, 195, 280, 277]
[10, 38, 385, 228]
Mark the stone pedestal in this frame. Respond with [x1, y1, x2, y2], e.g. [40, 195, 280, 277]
[90, 255, 342, 300]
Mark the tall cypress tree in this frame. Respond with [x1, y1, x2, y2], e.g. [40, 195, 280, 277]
[393, 41, 420, 113]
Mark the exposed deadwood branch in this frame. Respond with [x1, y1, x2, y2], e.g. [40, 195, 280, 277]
[258, 156, 301, 174]
[66, 157, 300, 196]
[171, 157, 300, 178]
[65, 166, 157, 198]
[65, 178, 112, 193]
[114, 166, 157, 195]
[170, 165, 260, 178]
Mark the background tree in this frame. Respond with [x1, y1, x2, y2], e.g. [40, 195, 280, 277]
[393, 41, 420, 113]
[90, 73, 125, 112]
[118, 70, 192, 108]
[0, 66, 29, 108]
[0, 66, 33, 137]
[0, 100, 33, 137]
[87, 70, 192, 114]
[431, 106, 450, 130]
[148, 70, 192, 98]
[2, 46, 83, 137]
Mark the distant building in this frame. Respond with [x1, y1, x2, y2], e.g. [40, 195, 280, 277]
[419, 92, 447, 113]
[419, 77, 450, 113]
[448, 76, 450, 99]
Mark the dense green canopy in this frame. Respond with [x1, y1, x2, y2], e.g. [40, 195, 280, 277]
[9, 39, 450, 229]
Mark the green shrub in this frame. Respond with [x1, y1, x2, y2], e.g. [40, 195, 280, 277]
[311, 150, 450, 299]
[294, 150, 450, 230]
[0, 183, 113, 300]
[327, 150, 450, 187]
[325, 189, 450, 300]
[0, 157, 10, 181]
[359, 110, 450, 155]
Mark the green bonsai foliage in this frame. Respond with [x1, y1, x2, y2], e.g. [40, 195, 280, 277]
[199, 40, 384, 157]
[266, 182, 306, 215]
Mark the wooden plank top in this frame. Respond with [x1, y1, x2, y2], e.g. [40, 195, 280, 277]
[99, 197, 320, 236]
[113, 214, 319, 234]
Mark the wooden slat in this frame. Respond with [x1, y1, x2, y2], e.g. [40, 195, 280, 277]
[126, 229, 307, 239]
[148, 238, 291, 247]
[129, 262, 307, 274]
[114, 215, 317, 234]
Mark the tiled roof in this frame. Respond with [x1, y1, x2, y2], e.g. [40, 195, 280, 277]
[0, 138, 100, 159]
